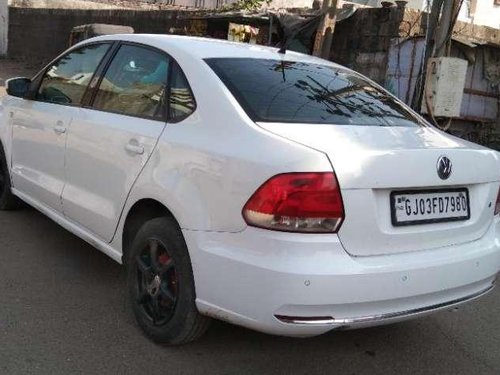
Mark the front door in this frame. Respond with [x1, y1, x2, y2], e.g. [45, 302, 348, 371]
[9, 43, 111, 212]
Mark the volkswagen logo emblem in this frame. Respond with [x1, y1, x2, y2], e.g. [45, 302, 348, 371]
[437, 156, 452, 180]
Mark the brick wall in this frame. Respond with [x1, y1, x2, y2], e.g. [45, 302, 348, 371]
[329, 7, 406, 84]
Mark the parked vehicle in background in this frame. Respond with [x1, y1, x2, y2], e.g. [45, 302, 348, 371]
[1, 35, 499, 345]
[68, 24, 134, 46]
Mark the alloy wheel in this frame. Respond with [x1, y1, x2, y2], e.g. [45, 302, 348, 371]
[135, 238, 178, 326]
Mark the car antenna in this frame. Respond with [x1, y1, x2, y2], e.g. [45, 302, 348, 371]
[276, 12, 288, 54]
[278, 39, 287, 54]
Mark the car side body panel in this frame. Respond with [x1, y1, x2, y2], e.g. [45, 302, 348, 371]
[0, 96, 13, 162]
[115, 106, 333, 236]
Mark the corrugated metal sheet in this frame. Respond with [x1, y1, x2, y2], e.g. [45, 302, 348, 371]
[386, 36, 499, 123]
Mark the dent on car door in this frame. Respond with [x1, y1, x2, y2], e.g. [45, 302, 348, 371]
[61, 44, 179, 242]
[9, 43, 111, 212]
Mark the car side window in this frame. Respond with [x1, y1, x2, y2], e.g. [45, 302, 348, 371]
[36, 44, 111, 106]
[168, 62, 196, 122]
[92, 45, 170, 119]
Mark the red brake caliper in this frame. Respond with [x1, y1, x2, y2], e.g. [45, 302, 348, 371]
[158, 253, 177, 298]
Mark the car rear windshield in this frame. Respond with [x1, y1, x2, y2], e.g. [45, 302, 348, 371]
[205, 58, 422, 127]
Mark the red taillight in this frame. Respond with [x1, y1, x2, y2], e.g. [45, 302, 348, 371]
[495, 188, 500, 215]
[242, 172, 345, 233]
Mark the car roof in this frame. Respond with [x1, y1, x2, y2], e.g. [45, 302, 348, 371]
[86, 34, 340, 67]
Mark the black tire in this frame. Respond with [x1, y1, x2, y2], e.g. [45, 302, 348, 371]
[126, 217, 211, 345]
[0, 146, 21, 210]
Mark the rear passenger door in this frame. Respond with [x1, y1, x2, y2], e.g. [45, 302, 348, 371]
[62, 43, 173, 242]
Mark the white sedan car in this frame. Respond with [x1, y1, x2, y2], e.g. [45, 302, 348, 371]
[1, 35, 499, 345]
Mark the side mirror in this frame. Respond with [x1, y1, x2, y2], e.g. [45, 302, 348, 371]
[5, 77, 31, 98]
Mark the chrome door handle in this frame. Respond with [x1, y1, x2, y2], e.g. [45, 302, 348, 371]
[125, 142, 145, 155]
[54, 124, 67, 134]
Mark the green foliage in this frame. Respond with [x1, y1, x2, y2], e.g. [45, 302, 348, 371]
[230, 0, 273, 11]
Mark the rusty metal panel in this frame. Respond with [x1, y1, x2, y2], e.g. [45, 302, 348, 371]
[385, 38, 424, 105]
[460, 48, 499, 122]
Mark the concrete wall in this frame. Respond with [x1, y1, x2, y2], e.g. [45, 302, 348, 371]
[9, 0, 125, 9]
[6, 2, 315, 62]
[8, 7, 190, 63]
[0, 0, 7, 55]
[458, 0, 500, 29]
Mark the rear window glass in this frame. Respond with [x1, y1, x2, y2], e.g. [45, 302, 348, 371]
[205, 58, 422, 127]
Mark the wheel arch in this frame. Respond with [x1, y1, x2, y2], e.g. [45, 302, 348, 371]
[121, 198, 182, 263]
[0, 137, 11, 176]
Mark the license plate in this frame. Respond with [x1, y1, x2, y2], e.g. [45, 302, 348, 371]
[390, 188, 470, 226]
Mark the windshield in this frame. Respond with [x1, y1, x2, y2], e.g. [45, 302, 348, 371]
[205, 58, 422, 127]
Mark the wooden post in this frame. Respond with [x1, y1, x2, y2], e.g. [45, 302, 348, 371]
[0, 0, 7, 56]
[411, 0, 444, 110]
[411, 0, 463, 111]
[312, 0, 339, 59]
[433, 0, 461, 57]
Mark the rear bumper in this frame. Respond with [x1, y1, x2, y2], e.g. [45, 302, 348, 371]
[274, 282, 494, 328]
[184, 219, 500, 337]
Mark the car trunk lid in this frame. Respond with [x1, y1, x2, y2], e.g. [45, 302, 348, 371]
[258, 123, 500, 256]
